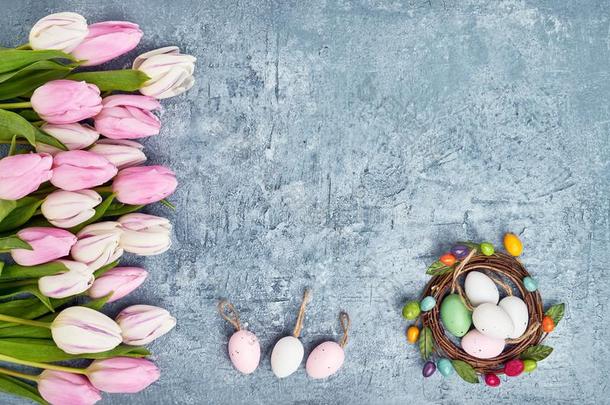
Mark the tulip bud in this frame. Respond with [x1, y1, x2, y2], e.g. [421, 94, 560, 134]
[86, 357, 160, 393]
[116, 305, 176, 345]
[94, 95, 161, 139]
[36, 123, 100, 155]
[41, 190, 102, 228]
[117, 214, 171, 256]
[88, 267, 148, 302]
[89, 139, 146, 169]
[0, 153, 52, 200]
[11, 227, 76, 266]
[29, 12, 89, 52]
[51, 150, 117, 191]
[71, 222, 123, 271]
[38, 260, 94, 298]
[38, 370, 101, 405]
[133, 46, 196, 99]
[112, 166, 177, 205]
[31, 80, 102, 124]
[71, 21, 143, 66]
[51, 306, 122, 354]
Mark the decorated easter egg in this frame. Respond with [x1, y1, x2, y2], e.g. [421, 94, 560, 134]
[440, 294, 472, 337]
[402, 301, 420, 320]
[465, 271, 499, 306]
[504, 359, 524, 376]
[480, 242, 494, 256]
[306, 341, 345, 379]
[437, 358, 453, 377]
[485, 373, 501, 387]
[451, 245, 470, 259]
[422, 361, 436, 377]
[499, 296, 528, 339]
[523, 276, 538, 292]
[271, 336, 304, 378]
[420, 296, 436, 312]
[461, 330, 505, 359]
[523, 359, 537, 372]
[440, 253, 456, 266]
[406, 326, 420, 343]
[472, 303, 514, 339]
[542, 315, 555, 332]
[228, 330, 261, 374]
[503, 233, 523, 256]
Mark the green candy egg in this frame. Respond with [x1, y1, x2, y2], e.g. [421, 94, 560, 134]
[420, 296, 436, 312]
[480, 242, 494, 256]
[523, 276, 538, 292]
[440, 294, 472, 337]
[523, 359, 537, 372]
[437, 358, 453, 377]
[402, 300, 421, 320]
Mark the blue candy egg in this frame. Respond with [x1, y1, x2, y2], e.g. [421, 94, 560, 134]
[437, 358, 453, 377]
[420, 296, 436, 312]
[523, 276, 538, 292]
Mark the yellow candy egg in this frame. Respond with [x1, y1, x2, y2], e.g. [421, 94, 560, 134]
[503, 233, 523, 256]
[406, 326, 420, 343]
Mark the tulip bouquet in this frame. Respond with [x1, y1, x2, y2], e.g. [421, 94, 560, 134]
[0, 11, 195, 404]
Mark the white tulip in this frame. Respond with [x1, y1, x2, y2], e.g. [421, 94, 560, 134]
[89, 139, 146, 169]
[116, 305, 176, 345]
[36, 123, 100, 155]
[38, 260, 94, 298]
[51, 306, 122, 354]
[133, 46, 196, 99]
[117, 213, 171, 256]
[71, 222, 123, 270]
[41, 190, 102, 228]
[29, 12, 88, 52]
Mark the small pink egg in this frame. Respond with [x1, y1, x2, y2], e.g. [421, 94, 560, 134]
[461, 329, 505, 359]
[305, 341, 345, 379]
[228, 329, 261, 374]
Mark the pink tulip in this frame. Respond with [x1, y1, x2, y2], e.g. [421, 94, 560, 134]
[0, 153, 52, 200]
[89, 139, 146, 169]
[94, 95, 161, 139]
[116, 305, 176, 345]
[37, 123, 100, 155]
[88, 267, 148, 302]
[71, 21, 143, 66]
[38, 370, 101, 405]
[11, 227, 76, 266]
[112, 165, 177, 204]
[86, 357, 160, 393]
[51, 150, 117, 191]
[31, 80, 102, 124]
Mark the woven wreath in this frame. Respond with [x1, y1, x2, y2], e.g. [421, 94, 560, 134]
[402, 238, 565, 385]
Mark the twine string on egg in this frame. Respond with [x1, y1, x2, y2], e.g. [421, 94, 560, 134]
[217, 299, 241, 331]
[292, 289, 312, 338]
[339, 312, 351, 348]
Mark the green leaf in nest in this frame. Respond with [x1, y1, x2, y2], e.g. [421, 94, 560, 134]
[0, 374, 46, 405]
[520, 345, 553, 361]
[419, 326, 434, 360]
[426, 260, 452, 276]
[67, 69, 150, 91]
[545, 303, 565, 326]
[451, 360, 479, 383]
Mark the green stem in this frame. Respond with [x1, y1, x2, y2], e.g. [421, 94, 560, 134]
[0, 366, 39, 382]
[0, 314, 50, 329]
[15, 43, 31, 50]
[0, 354, 87, 375]
[0, 280, 38, 289]
[0, 102, 32, 109]
[160, 199, 176, 210]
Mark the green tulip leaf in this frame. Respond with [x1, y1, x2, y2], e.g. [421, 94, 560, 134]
[0, 197, 44, 233]
[0, 200, 17, 223]
[67, 69, 150, 91]
[0, 109, 36, 146]
[520, 345, 553, 361]
[0, 66, 73, 100]
[103, 203, 144, 217]
[0, 374, 47, 405]
[426, 260, 452, 276]
[419, 326, 434, 360]
[18, 109, 40, 122]
[0, 296, 71, 323]
[0, 49, 76, 74]
[0, 284, 53, 312]
[0, 235, 31, 252]
[0, 261, 68, 281]
[545, 303, 565, 326]
[69, 193, 116, 233]
[451, 360, 479, 384]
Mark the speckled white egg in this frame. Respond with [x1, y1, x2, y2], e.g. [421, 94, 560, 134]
[465, 271, 499, 306]
[472, 303, 514, 339]
[306, 341, 345, 379]
[499, 296, 529, 339]
[271, 336, 304, 378]
[461, 329, 505, 359]
[228, 329, 260, 374]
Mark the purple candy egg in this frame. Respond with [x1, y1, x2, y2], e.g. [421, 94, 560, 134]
[422, 361, 436, 377]
[451, 245, 469, 259]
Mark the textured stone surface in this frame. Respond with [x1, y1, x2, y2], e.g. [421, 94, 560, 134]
[1, 0, 609, 404]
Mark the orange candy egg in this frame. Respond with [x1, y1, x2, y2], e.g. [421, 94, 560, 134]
[440, 253, 456, 266]
[406, 326, 420, 343]
[542, 316, 555, 333]
[503, 233, 523, 256]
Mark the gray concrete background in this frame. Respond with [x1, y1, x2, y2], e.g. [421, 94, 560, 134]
[0, 0, 608, 404]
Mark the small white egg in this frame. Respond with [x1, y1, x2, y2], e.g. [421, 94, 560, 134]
[472, 303, 514, 339]
[465, 271, 499, 306]
[499, 296, 529, 339]
[271, 336, 304, 378]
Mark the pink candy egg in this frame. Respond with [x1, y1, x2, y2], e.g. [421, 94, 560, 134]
[305, 341, 345, 379]
[461, 329, 505, 359]
[228, 329, 261, 374]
